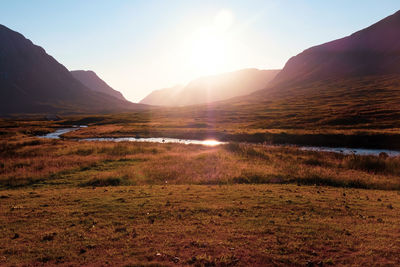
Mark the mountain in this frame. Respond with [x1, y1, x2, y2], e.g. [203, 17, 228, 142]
[140, 85, 184, 106]
[270, 10, 400, 87]
[140, 69, 280, 106]
[0, 24, 143, 115]
[71, 70, 126, 101]
[221, 10, 400, 129]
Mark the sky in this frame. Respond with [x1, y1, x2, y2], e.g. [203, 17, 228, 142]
[0, 1, 399, 102]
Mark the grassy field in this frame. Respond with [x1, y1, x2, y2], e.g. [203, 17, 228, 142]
[1, 184, 399, 266]
[3, 75, 400, 151]
[1, 122, 400, 266]
[1, 132, 400, 190]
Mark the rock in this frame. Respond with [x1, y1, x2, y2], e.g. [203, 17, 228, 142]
[42, 232, 56, 241]
[379, 152, 389, 159]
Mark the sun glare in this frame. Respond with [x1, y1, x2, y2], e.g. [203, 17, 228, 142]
[183, 10, 236, 77]
[214, 10, 234, 32]
[202, 139, 223, 146]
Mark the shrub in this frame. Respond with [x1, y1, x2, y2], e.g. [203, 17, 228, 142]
[224, 142, 269, 160]
[81, 176, 129, 187]
[75, 148, 95, 156]
[345, 155, 399, 174]
[231, 172, 277, 184]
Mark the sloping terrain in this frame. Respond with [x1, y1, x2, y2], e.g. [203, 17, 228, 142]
[140, 85, 184, 106]
[140, 69, 279, 106]
[0, 24, 143, 115]
[271, 10, 400, 86]
[71, 70, 126, 101]
[217, 10, 400, 130]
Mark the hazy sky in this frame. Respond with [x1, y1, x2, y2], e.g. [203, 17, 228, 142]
[1, 1, 399, 102]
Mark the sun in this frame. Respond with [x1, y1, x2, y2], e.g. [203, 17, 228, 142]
[183, 10, 235, 77]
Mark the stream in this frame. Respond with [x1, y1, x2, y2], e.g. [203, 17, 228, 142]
[38, 126, 400, 156]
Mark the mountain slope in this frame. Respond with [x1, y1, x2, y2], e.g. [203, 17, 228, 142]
[271, 10, 400, 87]
[219, 10, 400, 129]
[140, 69, 280, 106]
[140, 85, 184, 106]
[0, 24, 142, 115]
[71, 70, 126, 101]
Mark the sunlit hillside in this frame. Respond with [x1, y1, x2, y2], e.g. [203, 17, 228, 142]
[140, 69, 280, 106]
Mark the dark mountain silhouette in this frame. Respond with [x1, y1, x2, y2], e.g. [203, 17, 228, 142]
[71, 70, 126, 101]
[0, 24, 143, 115]
[140, 69, 280, 106]
[221, 10, 400, 129]
[270, 10, 400, 87]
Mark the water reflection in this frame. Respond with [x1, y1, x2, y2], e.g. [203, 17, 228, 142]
[38, 127, 400, 156]
[83, 137, 226, 146]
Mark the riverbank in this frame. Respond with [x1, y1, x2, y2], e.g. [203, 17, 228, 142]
[3, 117, 400, 150]
[37, 126, 400, 157]
[2, 134, 400, 190]
[60, 122, 400, 150]
[1, 119, 400, 266]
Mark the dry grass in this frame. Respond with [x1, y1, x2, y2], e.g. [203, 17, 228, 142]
[1, 123, 400, 266]
[1, 134, 400, 190]
[0, 184, 399, 266]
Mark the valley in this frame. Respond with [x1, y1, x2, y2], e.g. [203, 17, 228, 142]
[1, 5, 400, 266]
[1, 121, 400, 265]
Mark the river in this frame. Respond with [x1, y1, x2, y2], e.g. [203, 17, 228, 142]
[38, 127, 400, 156]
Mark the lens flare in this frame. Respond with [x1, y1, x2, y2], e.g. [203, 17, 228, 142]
[214, 10, 234, 32]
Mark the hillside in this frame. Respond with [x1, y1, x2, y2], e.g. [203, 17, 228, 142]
[71, 70, 126, 101]
[270, 10, 400, 86]
[213, 10, 400, 130]
[140, 69, 279, 106]
[0, 24, 142, 115]
[140, 85, 184, 106]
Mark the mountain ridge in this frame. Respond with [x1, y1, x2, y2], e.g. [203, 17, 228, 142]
[270, 9, 400, 87]
[140, 68, 280, 106]
[0, 24, 143, 115]
[71, 70, 126, 101]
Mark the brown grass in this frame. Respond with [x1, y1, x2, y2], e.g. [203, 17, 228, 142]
[1, 123, 400, 266]
[1, 134, 400, 190]
[0, 184, 399, 266]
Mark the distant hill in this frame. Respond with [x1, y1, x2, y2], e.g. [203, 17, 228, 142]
[140, 85, 184, 106]
[140, 69, 280, 106]
[270, 10, 400, 87]
[0, 24, 143, 115]
[71, 70, 126, 101]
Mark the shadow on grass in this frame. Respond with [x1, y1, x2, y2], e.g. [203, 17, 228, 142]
[230, 172, 400, 191]
[80, 176, 131, 187]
